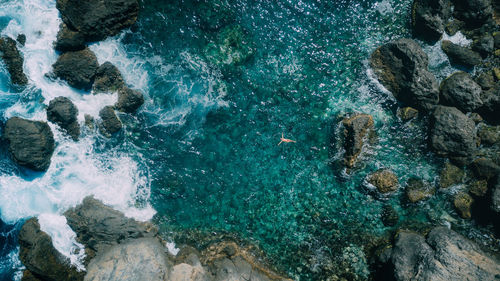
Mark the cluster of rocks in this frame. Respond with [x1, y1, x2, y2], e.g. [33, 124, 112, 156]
[18, 197, 291, 281]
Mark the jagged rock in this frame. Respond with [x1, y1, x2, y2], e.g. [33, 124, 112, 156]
[115, 87, 144, 113]
[453, 0, 493, 27]
[370, 38, 439, 110]
[46, 97, 80, 141]
[204, 25, 255, 67]
[52, 48, 99, 90]
[411, 0, 451, 42]
[472, 35, 494, 57]
[445, 19, 465, 36]
[454, 192, 474, 218]
[56, 0, 139, 42]
[478, 124, 500, 145]
[98, 106, 122, 137]
[84, 238, 170, 281]
[439, 72, 483, 113]
[0, 36, 28, 85]
[64, 197, 155, 257]
[54, 23, 86, 52]
[16, 34, 26, 46]
[92, 62, 125, 93]
[366, 169, 399, 193]
[381, 204, 399, 227]
[396, 107, 418, 121]
[441, 40, 482, 68]
[470, 157, 500, 180]
[3, 117, 55, 171]
[342, 113, 374, 168]
[468, 179, 488, 196]
[439, 162, 464, 188]
[19, 218, 84, 281]
[405, 178, 435, 203]
[429, 106, 477, 164]
[381, 227, 500, 281]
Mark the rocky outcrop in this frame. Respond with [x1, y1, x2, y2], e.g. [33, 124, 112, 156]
[3, 117, 55, 171]
[441, 40, 482, 68]
[0, 36, 28, 86]
[54, 23, 86, 52]
[472, 34, 495, 57]
[370, 38, 439, 110]
[411, 0, 451, 42]
[366, 169, 399, 194]
[56, 0, 139, 42]
[341, 113, 374, 168]
[92, 62, 125, 93]
[52, 48, 99, 90]
[115, 87, 144, 113]
[47, 97, 80, 141]
[98, 106, 122, 137]
[439, 72, 483, 113]
[439, 162, 464, 188]
[452, 0, 493, 27]
[377, 227, 500, 281]
[405, 178, 435, 203]
[19, 218, 84, 281]
[429, 106, 477, 164]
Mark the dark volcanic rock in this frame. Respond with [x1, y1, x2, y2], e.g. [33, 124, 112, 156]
[52, 48, 99, 90]
[54, 23, 85, 52]
[429, 106, 477, 164]
[441, 40, 482, 68]
[411, 0, 451, 42]
[382, 227, 500, 281]
[439, 72, 483, 112]
[0, 37, 28, 86]
[342, 113, 374, 168]
[115, 87, 144, 113]
[370, 38, 439, 110]
[19, 218, 84, 281]
[64, 197, 155, 256]
[98, 106, 122, 136]
[453, 0, 493, 26]
[46, 97, 80, 141]
[56, 0, 139, 42]
[92, 62, 125, 93]
[3, 117, 55, 171]
[16, 34, 26, 46]
[472, 35, 494, 57]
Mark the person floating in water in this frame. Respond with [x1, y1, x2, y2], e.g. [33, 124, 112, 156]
[278, 132, 296, 145]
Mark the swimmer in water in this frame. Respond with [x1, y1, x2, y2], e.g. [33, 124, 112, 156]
[278, 132, 296, 145]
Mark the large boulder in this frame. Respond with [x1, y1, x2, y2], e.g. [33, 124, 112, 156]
[429, 106, 477, 164]
[0, 37, 28, 86]
[115, 87, 144, 113]
[46, 97, 80, 141]
[98, 106, 122, 137]
[371, 38, 439, 110]
[56, 0, 139, 42]
[452, 0, 493, 26]
[441, 40, 482, 68]
[439, 72, 483, 113]
[439, 162, 464, 188]
[92, 62, 125, 93]
[3, 117, 55, 171]
[379, 227, 500, 281]
[52, 48, 99, 90]
[19, 218, 84, 281]
[341, 113, 374, 168]
[411, 0, 451, 42]
[84, 238, 170, 281]
[54, 23, 86, 52]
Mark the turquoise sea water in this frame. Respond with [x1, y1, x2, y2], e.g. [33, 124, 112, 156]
[0, 0, 498, 280]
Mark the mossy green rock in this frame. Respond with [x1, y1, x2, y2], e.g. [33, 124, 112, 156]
[204, 25, 255, 67]
[454, 192, 473, 219]
[439, 162, 464, 188]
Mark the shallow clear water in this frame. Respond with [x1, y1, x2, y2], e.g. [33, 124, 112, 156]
[0, 0, 497, 280]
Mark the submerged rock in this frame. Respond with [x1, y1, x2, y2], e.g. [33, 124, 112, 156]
[195, 0, 234, 31]
[411, 0, 451, 42]
[204, 25, 255, 67]
[441, 40, 482, 68]
[52, 48, 99, 90]
[98, 106, 122, 137]
[3, 117, 55, 171]
[366, 169, 399, 194]
[0, 36, 28, 86]
[439, 162, 464, 188]
[56, 0, 139, 42]
[380, 227, 500, 281]
[397, 107, 418, 121]
[115, 87, 144, 113]
[454, 192, 474, 218]
[54, 23, 86, 52]
[46, 96, 80, 141]
[19, 218, 84, 281]
[405, 178, 435, 203]
[381, 204, 399, 227]
[370, 38, 439, 110]
[92, 62, 125, 93]
[341, 113, 374, 168]
[439, 72, 483, 113]
[429, 106, 477, 164]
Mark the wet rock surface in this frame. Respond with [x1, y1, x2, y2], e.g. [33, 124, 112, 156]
[439, 162, 464, 188]
[454, 192, 474, 218]
[98, 106, 122, 137]
[115, 87, 144, 113]
[441, 40, 482, 68]
[366, 169, 399, 194]
[439, 72, 483, 113]
[370, 38, 439, 110]
[52, 48, 99, 90]
[411, 0, 451, 42]
[92, 62, 125, 93]
[341, 113, 374, 168]
[0, 36, 28, 86]
[405, 178, 435, 203]
[3, 117, 55, 171]
[46, 97, 80, 140]
[54, 23, 86, 52]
